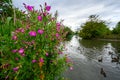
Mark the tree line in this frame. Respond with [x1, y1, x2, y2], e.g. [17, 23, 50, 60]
[79, 15, 120, 39]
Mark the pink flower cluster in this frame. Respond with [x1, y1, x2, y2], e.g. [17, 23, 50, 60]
[18, 48, 24, 54]
[13, 67, 19, 72]
[12, 48, 25, 56]
[15, 28, 25, 33]
[23, 3, 33, 11]
[29, 31, 36, 37]
[39, 58, 44, 62]
[46, 53, 49, 56]
[37, 16, 42, 21]
[29, 29, 44, 37]
[38, 29, 44, 34]
[32, 59, 37, 63]
[12, 35, 17, 40]
[12, 49, 17, 53]
[56, 23, 61, 32]
[46, 6, 51, 11]
[56, 33, 59, 37]
[26, 5, 33, 11]
[18, 48, 25, 56]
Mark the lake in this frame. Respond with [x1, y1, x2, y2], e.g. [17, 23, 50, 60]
[63, 35, 120, 80]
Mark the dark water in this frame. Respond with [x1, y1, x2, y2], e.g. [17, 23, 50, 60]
[63, 35, 120, 80]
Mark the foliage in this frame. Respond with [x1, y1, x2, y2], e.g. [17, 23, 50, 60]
[79, 15, 110, 39]
[112, 21, 120, 34]
[0, 0, 13, 19]
[64, 27, 74, 41]
[0, 0, 26, 25]
[0, 3, 72, 80]
[102, 28, 120, 39]
[0, 8, 26, 37]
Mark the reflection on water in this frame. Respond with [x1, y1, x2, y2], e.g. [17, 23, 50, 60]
[63, 35, 120, 80]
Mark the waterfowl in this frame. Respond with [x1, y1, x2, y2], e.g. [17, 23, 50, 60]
[111, 56, 119, 62]
[98, 57, 103, 62]
[108, 51, 113, 55]
[100, 68, 107, 77]
[77, 47, 80, 50]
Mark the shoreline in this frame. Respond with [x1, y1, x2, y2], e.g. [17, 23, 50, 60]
[96, 38, 120, 42]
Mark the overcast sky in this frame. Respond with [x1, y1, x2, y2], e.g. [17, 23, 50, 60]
[12, 0, 120, 31]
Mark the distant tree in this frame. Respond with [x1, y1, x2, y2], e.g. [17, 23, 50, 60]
[112, 21, 120, 34]
[0, 0, 26, 25]
[79, 15, 110, 39]
[64, 26, 74, 41]
[0, 0, 13, 18]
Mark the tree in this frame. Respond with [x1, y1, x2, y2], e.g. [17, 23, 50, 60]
[112, 21, 120, 34]
[79, 15, 110, 39]
[0, 0, 13, 19]
[64, 26, 74, 41]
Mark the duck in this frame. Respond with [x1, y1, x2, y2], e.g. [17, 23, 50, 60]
[77, 47, 80, 50]
[98, 56, 103, 62]
[108, 51, 113, 55]
[98, 57, 103, 62]
[100, 68, 107, 77]
[111, 56, 119, 62]
[104, 46, 109, 48]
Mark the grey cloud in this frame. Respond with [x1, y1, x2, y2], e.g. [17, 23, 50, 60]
[12, 0, 120, 31]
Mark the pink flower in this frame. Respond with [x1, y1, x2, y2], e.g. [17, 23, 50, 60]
[43, 12, 49, 16]
[13, 67, 19, 72]
[43, 12, 47, 16]
[5, 75, 9, 80]
[39, 58, 44, 63]
[26, 5, 33, 11]
[32, 59, 37, 63]
[16, 28, 25, 33]
[20, 28, 25, 33]
[12, 35, 17, 40]
[57, 27, 60, 32]
[37, 16, 42, 21]
[56, 23, 61, 32]
[15, 57, 19, 61]
[12, 49, 17, 53]
[58, 51, 63, 54]
[31, 40, 35, 44]
[65, 57, 71, 63]
[18, 48, 24, 54]
[38, 29, 44, 34]
[46, 53, 49, 56]
[46, 6, 51, 11]
[56, 23, 61, 27]
[26, 25, 30, 29]
[29, 31, 36, 37]
[56, 33, 59, 37]
[70, 67, 73, 70]
[21, 53, 25, 57]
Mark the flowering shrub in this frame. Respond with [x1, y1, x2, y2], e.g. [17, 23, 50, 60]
[0, 2, 72, 80]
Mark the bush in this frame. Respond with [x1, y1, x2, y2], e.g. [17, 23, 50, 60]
[64, 27, 74, 41]
[0, 3, 72, 80]
[79, 15, 110, 39]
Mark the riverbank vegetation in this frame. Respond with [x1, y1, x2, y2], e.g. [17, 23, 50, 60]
[79, 15, 120, 40]
[64, 26, 74, 41]
[0, 0, 13, 22]
[0, 1, 73, 80]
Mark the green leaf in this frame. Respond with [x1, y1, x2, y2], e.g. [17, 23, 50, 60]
[6, 17, 12, 24]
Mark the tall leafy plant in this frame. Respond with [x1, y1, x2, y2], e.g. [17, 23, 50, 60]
[0, 3, 72, 80]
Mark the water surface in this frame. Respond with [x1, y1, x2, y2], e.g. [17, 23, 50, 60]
[63, 35, 120, 80]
